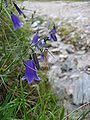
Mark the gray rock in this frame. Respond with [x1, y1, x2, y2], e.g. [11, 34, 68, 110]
[48, 64, 90, 106]
[77, 53, 90, 70]
[50, 42, 60, 48]
[48, 55, 59, 66]
[66, 47, 75, 54]
[59, 42, 75, 54]
[72, 72, 90, 105]
[50, 48, 61, 55]
[76, 50, 86, 55]
[61, 55, 78, 72]
[31, 21, 40, 27]
[48, 63, 71, 96]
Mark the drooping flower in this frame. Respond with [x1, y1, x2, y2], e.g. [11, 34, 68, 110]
[13, 2, 26, 18]
[32, 52, 40, 69]
[49, 26, 57, 41]
[38, 39, 45, 49]
[41, 53, 44, 62]
[22, 59, 40, 84]
[50, 33, 57, 41]
[38, 40, 43, 48]
[32, 32, 38, 45]
[11, 12, 23, 30]
[50, 25, 57, 34]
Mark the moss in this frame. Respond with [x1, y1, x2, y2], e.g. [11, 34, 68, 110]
[58, 26, 71, 38]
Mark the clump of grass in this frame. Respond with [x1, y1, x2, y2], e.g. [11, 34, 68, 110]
[57, 25, 73, 38]
[59, 27, 70, 36]
[57, 24, 81, 48]
[69, 32, 80, 46]
[0, 74, 62, 120]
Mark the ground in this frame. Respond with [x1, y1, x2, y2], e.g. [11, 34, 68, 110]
[21, 1, 90, 31]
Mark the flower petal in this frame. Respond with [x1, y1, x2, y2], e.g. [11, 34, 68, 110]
[32, 33, 38, 45]
[35, 74, 40, 81]
[50, 33, 57, 41]
[32, 52, 40, 69]
[11, 13, 23, 30]
[50, 26, 57, 34]
[27, 75, 34, 84]
[41, 53, 44, 62]
[22, 76, 27, 81]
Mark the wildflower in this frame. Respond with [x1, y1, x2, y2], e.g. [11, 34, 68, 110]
[22, 59, 40, 84]
[50, 25, 57, 34]
[49, 26, 57, 41]
[32, 32, 38, 45]
[50, 33, 57, 41]
[11, 12, 23, 30]
[13, 2, 26, 18]
[41, 53, 44, 62]
[38, 39, 45, 49]
[32, 52, 40, 69]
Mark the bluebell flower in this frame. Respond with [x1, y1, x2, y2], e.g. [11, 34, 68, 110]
[32, 52, 40, 69]
[22, 60, 40, 84]
[13, 2, 26, 18]
[50, 33, 57, 41]
[41, 53, 44, 62]
[11, 13, 23, 30]
[50, 25, 57, 34]
[32, 32, 38, 45]
[49, 26, 57, 41]
[38, 39, 45, 49]
[39, 40, 43, 48]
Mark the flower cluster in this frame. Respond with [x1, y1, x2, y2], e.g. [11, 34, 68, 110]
[9, 2, 57, 84]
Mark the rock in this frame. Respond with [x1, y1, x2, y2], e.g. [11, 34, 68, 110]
[50, 48, 61, 55]
[50, 42, 60, 48]
[61, 55, 78, 72]
[48, 55, 59, 66]
[48, 64, 90, 106]
[59, 54, 68, 62]
[85, 65, 90, 74]
[48, 65, 62, 82]
[59, 42, 75, 54]
[76, 50, 86, 55]
[66, 47, 75, 54]
[48, 52, 68, 66]
[31, 21, 40, 27]
[77, 52, 90, 70]
[47, 65, 69, 98]
[72, 72, 90, 105]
